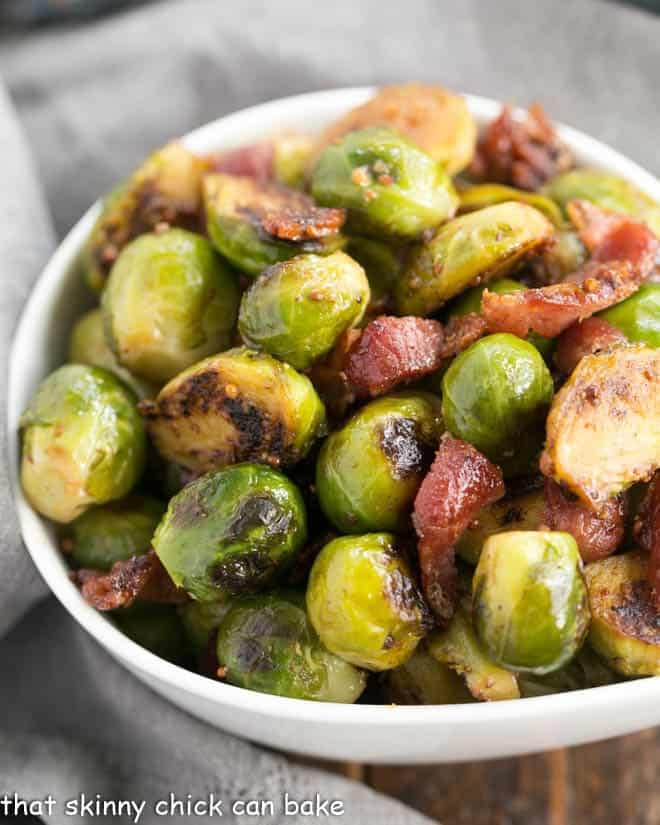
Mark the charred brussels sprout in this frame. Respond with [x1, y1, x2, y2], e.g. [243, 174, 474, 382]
[140, 347, 326, 474]
[447, 278, 553, 360]
[383, 644, 473, 705]
[459, 184, 563, 225]
[598, 284, 660, 348]
[312, 127, 458, 239]
[115, 603, 190, 665]
[20, 365, 146, 523]
[542, 168, 660, 235]
[473, 531, 590, 675]
[442, 334, 553, 475]
[427, 599, 520, 701]
[216, 594, 367, 702]
[238, 251, 370, 369]
[204, 174, 345, 276]
[179, 599, 235, 654]
[316, 393, 443, 533]
[396, 202, 553, 316]
[456, 488, 545, 566]
[61, 495, 165, 570]
[82, 142, 205, 291]
[152, 463, 307, 602]
[102, 228, 240, 384]
[69, 308, 157, 399]
[306, 533, 430, 671]
[585, 551, 660, 677]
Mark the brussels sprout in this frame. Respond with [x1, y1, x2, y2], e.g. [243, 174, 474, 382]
[312, 83, 477, 175]
[272, 133, 314, 188]
[459, 184, 563, 225]
[447, 279, 553, 360]
[216, 593, 366, 702]
[306, 533, 430, 671]
[427, 599, 520, 701]
[542, 168, 660, 235]
[114, 603, 190, 665]
[204, 174, 345, 276]
[456, 488, 545, 565]
[518, 646, 619, 697]
[598, 284, 660, 348]
[473, 531, 590, 675]
[383, 644, 473, 705]
[346, 236, 404, 315]
[69, 308, 157, 399]
[396, 202, 554, 316]
[82, 142, 205, 291]
[179, 599, 235, 654]
[140, 347, 326, 474]
[20, 365, 146, 523]
[534, 228, 587, 284]
[152, 463, 307, 602]
[238, 251, 370, 369]
[311, 127, 458, 239]
[585, 551, 660, 677]
[441, 334, 553, 475]
[61, 495, 165, 570]
[102, 228, 240, 384]
[316, 393, 443, 533]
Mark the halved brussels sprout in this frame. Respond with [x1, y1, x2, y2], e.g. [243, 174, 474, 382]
[542, 168, 660, 235]
[456, 488, 545, 565]
[238, 251, 370, 369]
[140, 346, 326, 474]
[82, 142, 205, 291]
[346, 236, 404, 315]
[179, 599, 235, 654]
[216, 593, 367, 702]
[312, 83, 477, 175]
[114, 603, 190, 665]
[427, 598, 520, 701]
[459, 184, 563, 225]
[473, 531, 590, 675]
[61, 495, 165, 570]
[598, 284, 660, 348]
[518, 646, 619, 697]
[69, 308, 157, 399]
[442, 334, 553, 476]
[396, 202, 553, 316]
[102, 228, 240, 384]
[204, 173, 345, 276]
[312, 127, 458, 239]
[316, 393, 443, 533]
[152, 463, 307, 602]
[447, 278, 553, 360]
[585, 551, 660, 677]
[306, 533, 430, 671]
[20, 365, 146, 523]
[383, 644, 473, 705]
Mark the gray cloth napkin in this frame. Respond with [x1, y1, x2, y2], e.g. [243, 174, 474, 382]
[1, 0, 659, 822]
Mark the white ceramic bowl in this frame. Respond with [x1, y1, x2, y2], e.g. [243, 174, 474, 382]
[8, 88, 660, 764]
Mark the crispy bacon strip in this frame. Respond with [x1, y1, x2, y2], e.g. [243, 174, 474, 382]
[73, 550, 186, 611]
[482, 202, 659, 339]
[554, 317, 627, 374]
[635, 473, 660, 609]
[260, 204, 345, 241]
[344, 314, 486, 398]
[469, 103, 573, 191]
[413, 435, 505, 625]
[543, 479, 625, 563]
[207, 142, 274, 180]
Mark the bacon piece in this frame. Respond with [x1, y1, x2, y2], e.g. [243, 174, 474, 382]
[413, 435, 505, 624]
[635, 474, 660, 609]
[554, 317, 627, 374]
[543, 479, 625, 563]
[260, 204, 345, 241]
[469, 103, 573, 191]
[344, 314, 486, 398]
[208, 142, 275, 180]
[73, 550, 186, 611]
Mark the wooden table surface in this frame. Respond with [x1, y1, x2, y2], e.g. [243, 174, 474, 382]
[304, 728, 660, 824]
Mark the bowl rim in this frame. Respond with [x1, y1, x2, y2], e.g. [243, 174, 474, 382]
[8, 85, 660, 728]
